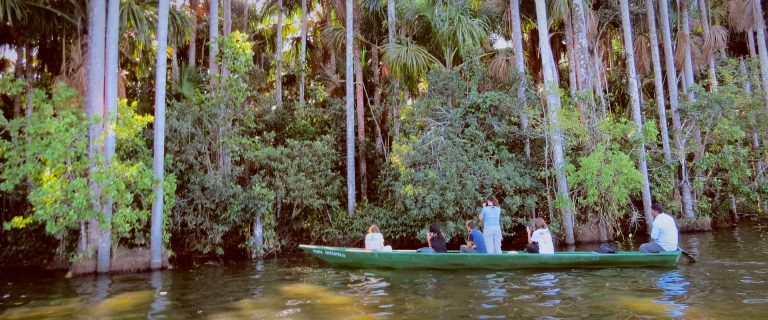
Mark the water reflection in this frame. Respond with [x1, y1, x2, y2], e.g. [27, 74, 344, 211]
[654, 271, 689, 318]
[148, 271, 169, 318]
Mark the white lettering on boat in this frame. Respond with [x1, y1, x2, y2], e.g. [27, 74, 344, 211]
[313, 249, 346, 258]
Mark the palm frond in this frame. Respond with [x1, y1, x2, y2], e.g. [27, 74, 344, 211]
[0, 0, 28, 25]
[728, 0, 754, 32]
[634, 34, 651, 76]
[382, 39, 440, 88]
[487, 49, 515, 81]
[702, 25, 728, 60]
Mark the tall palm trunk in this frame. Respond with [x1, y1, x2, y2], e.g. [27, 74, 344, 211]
[221, 0, 231, 79]
[535, 0, 575, 245]
[97, 0, 121, 274]
[345, 0, 356, 216]
[680, 0, 695, 99]
[645, 0, 673, 162]
[752, 0, 768, 110]
[275, 0, 284, 108]
[209, 0, 219, 78]
[13, 47, 22, 119]
[299, 0, 308, 107]
[354, 42, 367, 202]
[188, 0, 198, 68]
[23, 45, 33, 144]
[697, 0, 717, 90]
[565, 12, 578, 96]
[620, 0, 654, 233]
[372, 43, 386, 157]
[510, 0, 529, 160]
[659, 0, 695, 219]
[85, 0, 107, 261]
[150, 0, 171, 270]
[387, 0, 400, 137]
[747, 29, 761, 90]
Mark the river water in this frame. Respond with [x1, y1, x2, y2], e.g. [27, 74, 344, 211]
[1, 223, 767, 319]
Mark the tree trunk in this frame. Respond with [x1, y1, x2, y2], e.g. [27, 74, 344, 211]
[345, 0, 356, 216]
[680, 0, 696, 100]
[86, 0, 107, 265]
[253, 214, 263, 256]
[24, 45, 33, 144]
[208, 0, 219, 79]
[659, 0, 695, 219]
[97, 0, 121, 274]
[510, 0, 530, 160]
[171, 41, 180, 83]
[753, 0, 768, 110]
[535, 0, 575, 245]
[188, 0, 198, 68]
[275, 0, 284, 108]
[241, 0, 250, 31]
[645, 0, 673, 162]
[572, 0, 597, 143]
[354, 47, 367, 203]
[697, 0, 717, 91]
[372, 43, 386, 157]
[730, 194, 739, 224]
[13, 46, 22, 119]
[387, 0, 400, 138]
[620, 0, 654, 234]
[150, 0, 171, 270]
[221, 0, 231, 80]
[299, 0, 308, 107]
[565, 12, 578, 97]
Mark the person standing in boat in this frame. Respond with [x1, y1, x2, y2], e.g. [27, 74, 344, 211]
[479, 195, 503, 254]
[525, 217, 555, 254]
[460, 220, 487, 253]
[418, 223, 447, 253]
[639, 203, 679, 253]
[365, 224, 392, 252]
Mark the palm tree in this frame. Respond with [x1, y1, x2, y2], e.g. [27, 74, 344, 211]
[510, 0, 529, 160]
[698, 0, 718, 91]
[387, 0, 400, 137]
[151, 0, 171, 270]
[534, 0, 574, 245]
[645, 0, 672, 162]
[679, 0, 695, 99]
[98, 0, 121, 274]
[209, 0, 219, 78]
[752, 0, 768, 109]
[188, 0, 198, 68]
[276, 0, 284, 108]
[354, 3, 367, 202]
[345, 0, 355, 216]
[659, 0, 695, 219]
[299, 0, 308, 107]
[619, 0, 653, 233]
[86, 0, 107, 268]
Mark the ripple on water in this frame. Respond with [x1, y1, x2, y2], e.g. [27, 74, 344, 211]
[742, 298, 768, 304]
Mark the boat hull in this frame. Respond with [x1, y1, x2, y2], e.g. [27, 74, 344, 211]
[299, 245, 680, 269]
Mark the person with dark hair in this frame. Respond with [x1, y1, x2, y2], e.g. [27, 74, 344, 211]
[479, 195, 503, 254]
[460, 220, 487, 253]
[418, 223, 447, 253]
[525, 217, 554, 254]
[639, 203, 679, 253]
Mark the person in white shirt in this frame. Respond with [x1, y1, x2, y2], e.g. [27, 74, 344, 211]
[525, 217, 555, 254]
[640, 203, 679, 253]
[365, 225, 392, 252]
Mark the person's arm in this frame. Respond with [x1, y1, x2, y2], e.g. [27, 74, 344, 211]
[479, 209, 485, 222]
[427, 232, 432, 248]
[650, 218, 660, 241]
[526, 226, 533, 244]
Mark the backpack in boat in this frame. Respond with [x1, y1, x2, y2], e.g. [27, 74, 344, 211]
[524, 242, 539, 253]
[596, 243, 617, 254]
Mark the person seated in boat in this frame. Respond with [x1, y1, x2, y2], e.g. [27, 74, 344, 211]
[525, 217, 555, 254]
[479, 195, 503, 254]
[417, 223, 447, 253]
[365, 224, 393, 252]
[639, 203, 679, 253]
[460, 220, 487, 253]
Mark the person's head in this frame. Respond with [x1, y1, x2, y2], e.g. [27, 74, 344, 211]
[651, 203, 665, 217]
[465, 220, 476, 231]
[534, 217, 548, 230]
[368, 224, 380, 234]
[429, 223, 442, 235]
[486, 195, 499, 207]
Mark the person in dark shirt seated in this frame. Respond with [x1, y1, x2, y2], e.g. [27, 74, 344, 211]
[460, 220, 487, 253]
[418, 223, 447, 253]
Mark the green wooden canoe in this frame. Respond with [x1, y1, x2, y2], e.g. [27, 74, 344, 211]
[299, 245, 681, 269]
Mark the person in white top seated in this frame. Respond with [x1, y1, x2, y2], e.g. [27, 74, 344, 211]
[525, 217, 555, 254]
[365, 224, 392, 252]
[639, 203, 679, 253]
